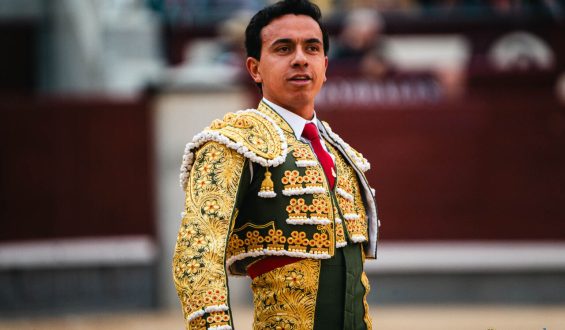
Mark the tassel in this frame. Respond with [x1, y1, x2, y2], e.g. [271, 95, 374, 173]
[258, 167, 276, 198]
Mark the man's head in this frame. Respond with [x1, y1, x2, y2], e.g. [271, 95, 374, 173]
[245, 0, 330, 118]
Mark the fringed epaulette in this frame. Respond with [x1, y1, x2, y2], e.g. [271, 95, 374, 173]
[180, 109, 288, 189]
[321, 121, 371, 172]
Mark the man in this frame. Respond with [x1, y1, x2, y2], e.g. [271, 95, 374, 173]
[173, 1, 379, 329]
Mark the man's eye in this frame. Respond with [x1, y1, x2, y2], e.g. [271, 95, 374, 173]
[307, 45, 320, 52]
[277, 46, 290, 52]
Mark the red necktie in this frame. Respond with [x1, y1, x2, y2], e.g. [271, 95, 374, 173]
[302, 122, 335, 189]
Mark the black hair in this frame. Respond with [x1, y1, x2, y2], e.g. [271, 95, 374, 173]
[245, 0, 330, 60]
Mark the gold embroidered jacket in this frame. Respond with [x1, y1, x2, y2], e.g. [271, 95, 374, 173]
[173, 101, 379, 330]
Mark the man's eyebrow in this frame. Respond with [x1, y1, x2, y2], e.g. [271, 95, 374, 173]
[305, 38, 322, 44]
[270, 38, 322, 47]
[270, 38, 293, 47]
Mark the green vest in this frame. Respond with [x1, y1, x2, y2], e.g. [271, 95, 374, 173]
[179, 101, 378, 275]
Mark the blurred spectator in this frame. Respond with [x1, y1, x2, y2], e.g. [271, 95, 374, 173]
[216, 10, 251, 68]
[323, 7, 453, 105]
[417, 0, 563, 15]
[330, 8, 392, 79]
[332, 9, 383, 63]
[146, 0, 264, 24]
[488, 31, 555, 72]
[341, 0, 416, 11]
[163, 10, 252, 88]
[359, 40, 392, 80]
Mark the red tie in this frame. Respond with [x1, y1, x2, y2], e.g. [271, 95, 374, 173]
[302, 122, 335, 189]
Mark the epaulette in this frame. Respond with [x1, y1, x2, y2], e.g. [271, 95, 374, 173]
[180, 109, 288, 189]
[321, 121, 371, 172]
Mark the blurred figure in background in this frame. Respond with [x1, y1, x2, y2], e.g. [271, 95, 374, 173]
[216, 11, 252, 68]
[331, 8, 389, 78]
[163, 10, 253, 88]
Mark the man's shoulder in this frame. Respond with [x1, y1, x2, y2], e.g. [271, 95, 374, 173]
[320, 120, 371, 173]
[206, 109, 288, 163]
[180, 109, 289, 188]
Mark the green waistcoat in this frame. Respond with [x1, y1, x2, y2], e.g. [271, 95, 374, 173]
[191, 101, 379, 275]
[174, 101, 379, 329]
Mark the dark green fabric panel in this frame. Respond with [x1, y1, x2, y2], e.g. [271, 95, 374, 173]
[314, 244, 368, 330]
[343, 244, 367, 330]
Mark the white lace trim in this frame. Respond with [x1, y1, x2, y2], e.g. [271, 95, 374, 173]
[336, 187, 354, 201]
[351, 235, 367, 243]
[186, 304, 230, 323]
[226, 249, 331, 269]
[321, 121, 378, 258]
[336, 241, 348, 248]
[282, 186, 325, 196]
[344, 213, 361, 220]
[335, 217, 343, 225]
[322, 122, 370, 172]
[179, 109, 288, 189]
[205, 304, 230, 313]
[296, 160, 318, 167]
[209, 326, 232, 330]
[258, 191, 277, 198]
[187, 309, 205, 322]
[286, 217, 331, 225]
[362, 183, 379, 257]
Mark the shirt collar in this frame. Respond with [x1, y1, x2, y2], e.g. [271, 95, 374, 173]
[262, 98, 319, 140]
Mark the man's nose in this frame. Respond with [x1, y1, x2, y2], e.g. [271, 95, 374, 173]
[291, 47, 308, 67]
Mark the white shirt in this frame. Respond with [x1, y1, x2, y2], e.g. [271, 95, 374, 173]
[262, 98, 332, 154]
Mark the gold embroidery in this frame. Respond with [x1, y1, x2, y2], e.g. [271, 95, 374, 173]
[209, 110, 285, 160]
[285, 195, 331, 223]
[260, 167, 275, 194]
[189, 317, 207, 330]
[327, 143, 369, 242]
[321, 120, 371, 172]
[352, 186, 369, 236]
[257, 101, 294, 134]
[228, 227, 331, 257]
[252, 259, 321, 330]
[207, 310, 231, 329]
[281, 169, 325, 192]
[292, 145, 319, 168]
[173, 142, 245, 329]
[334, 209, 347, 247]
[292, 145, 314, 160]
[361, 272, 373, 329]
[282, 169, 302, 189]
[319, 222, 335, 257]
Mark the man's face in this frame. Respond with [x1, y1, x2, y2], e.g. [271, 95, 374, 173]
[246, 14, 328, 116]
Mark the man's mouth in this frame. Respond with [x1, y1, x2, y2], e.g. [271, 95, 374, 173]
[288, 75, 312, 83]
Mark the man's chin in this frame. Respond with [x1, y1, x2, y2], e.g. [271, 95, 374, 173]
[288, 93, 314, 105]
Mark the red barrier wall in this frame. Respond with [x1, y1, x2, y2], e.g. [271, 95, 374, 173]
[0, 97, 155, 242]
[318, 72, 565, 240]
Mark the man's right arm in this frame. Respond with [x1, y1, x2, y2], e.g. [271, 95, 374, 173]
[172, 141, 247, 330]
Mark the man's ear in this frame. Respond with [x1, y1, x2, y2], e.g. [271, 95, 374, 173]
[246, 57, 262, 83]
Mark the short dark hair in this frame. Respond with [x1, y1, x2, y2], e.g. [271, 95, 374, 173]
[245, 0, 330, 60]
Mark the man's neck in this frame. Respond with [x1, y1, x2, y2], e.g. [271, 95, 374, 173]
[262, 98, 320, 140]
[262, 98, 314, 120]
[290, 106, 315, 121]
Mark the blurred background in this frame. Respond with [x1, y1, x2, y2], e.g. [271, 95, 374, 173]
[1, 0, 565, 329]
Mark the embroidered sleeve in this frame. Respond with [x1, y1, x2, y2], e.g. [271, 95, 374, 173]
[173, 141, 246, 330]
